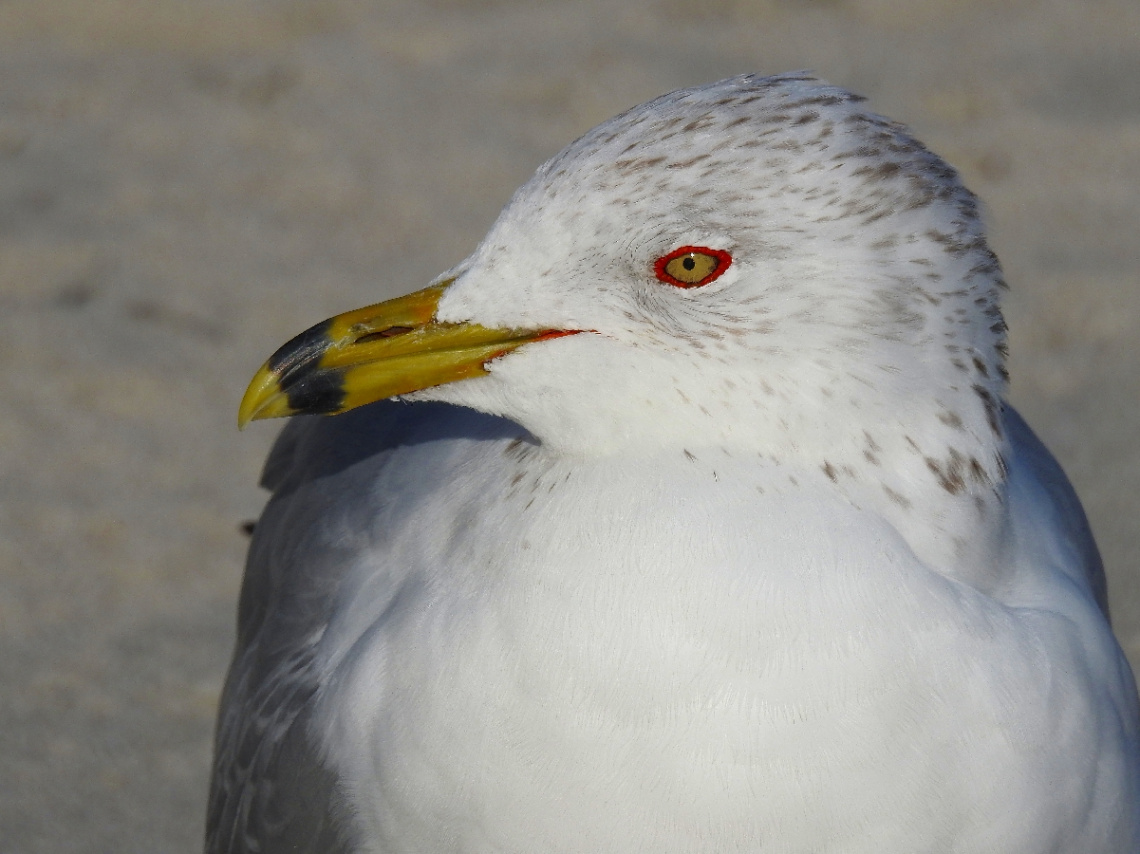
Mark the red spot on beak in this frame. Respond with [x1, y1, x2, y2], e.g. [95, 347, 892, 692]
[533, 330, 582, 342]
[482, 330, 584, 368]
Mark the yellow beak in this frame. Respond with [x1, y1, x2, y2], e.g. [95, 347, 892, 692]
[238, 281, 570, 428]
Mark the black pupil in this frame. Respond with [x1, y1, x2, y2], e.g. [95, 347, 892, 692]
[682, 256, 696, 270]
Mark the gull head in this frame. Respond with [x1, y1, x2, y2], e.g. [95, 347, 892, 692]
[240, 72, 1010, 565]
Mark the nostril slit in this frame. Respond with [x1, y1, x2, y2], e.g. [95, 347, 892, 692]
[355, 326, 414, 344]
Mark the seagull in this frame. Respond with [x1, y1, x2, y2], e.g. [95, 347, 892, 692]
[207, 73, 1140, 853]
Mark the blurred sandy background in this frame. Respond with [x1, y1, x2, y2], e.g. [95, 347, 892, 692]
[0, 0, 1137, 850]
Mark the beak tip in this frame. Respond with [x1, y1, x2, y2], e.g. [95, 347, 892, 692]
[238, 363, 288, 430]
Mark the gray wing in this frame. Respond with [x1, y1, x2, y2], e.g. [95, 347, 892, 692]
[206, 401, 526, 854]
[1004, 404, 1110, 618]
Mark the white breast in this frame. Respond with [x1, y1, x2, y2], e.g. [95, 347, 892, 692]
[306, 416, 1139, 854]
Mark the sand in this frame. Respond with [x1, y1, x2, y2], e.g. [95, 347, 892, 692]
[1, 0, 1137, 849]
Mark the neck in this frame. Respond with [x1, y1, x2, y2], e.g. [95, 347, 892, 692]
[417, 324, 1011, 586]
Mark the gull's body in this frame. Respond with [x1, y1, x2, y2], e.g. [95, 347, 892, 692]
[208, 74, 1140, 852]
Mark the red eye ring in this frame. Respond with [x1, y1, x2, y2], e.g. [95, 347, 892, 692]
[653, 246, 733, 288]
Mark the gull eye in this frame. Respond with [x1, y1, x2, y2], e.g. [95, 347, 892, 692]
[653, 246, 732, 288]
